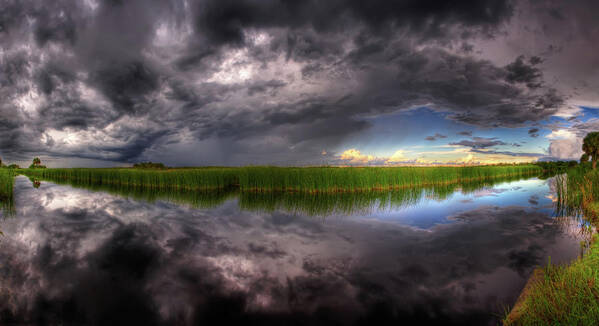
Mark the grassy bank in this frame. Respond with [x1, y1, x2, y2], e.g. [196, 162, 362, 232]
[21, 165, 542, 193]
[505, 166, 599, 325]
[504, 234, 599, 326]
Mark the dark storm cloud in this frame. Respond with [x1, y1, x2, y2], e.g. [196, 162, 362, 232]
[191, 0, 514, 47]
[425, 133, 447, 141]
[457, 131, 473, 136]
[246, 79, 287, 96]
[450, 137, 506, 149]
[504, 55, 543, 89]
[528, 128, 540, 138]
[0, 0, 585, 165]
[470, 149, 544, 157]
[91, 61, 160, 114]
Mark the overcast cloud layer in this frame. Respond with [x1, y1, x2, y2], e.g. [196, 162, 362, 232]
[0, 0, 597, 166]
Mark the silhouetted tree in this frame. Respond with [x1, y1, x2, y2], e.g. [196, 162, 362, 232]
[582, 132, 599, 169]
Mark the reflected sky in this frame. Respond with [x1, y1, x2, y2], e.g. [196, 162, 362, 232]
[368, 178, 555, 228]
[0, 176, 585, 325]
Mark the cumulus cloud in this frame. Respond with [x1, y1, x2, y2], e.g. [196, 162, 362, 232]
[545, 119, 599, 160]
[338, 149, 376, 164]
[386, 150, 408, 164]
[548, 138, 583, 160]
[336, 148, 414, 165]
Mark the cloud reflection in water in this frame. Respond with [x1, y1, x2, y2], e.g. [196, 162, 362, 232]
[0, 177, 584, 325]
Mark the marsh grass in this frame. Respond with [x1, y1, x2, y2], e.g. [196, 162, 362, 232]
[503, 234, 599, 326]
[237, 165, 542, 192]
[22, 167, 239, 191]
[26, 167, 537, 216]
[0, 169, 15, 216]
[22, 165, 542, 193]
[555, 167, 599, 221]
[239, 173, 533, 216]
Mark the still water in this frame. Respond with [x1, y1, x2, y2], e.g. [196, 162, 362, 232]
[0, 176, 586, 325]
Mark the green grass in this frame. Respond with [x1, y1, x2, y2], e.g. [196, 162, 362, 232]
[22, 165, 541, 193]
[554, 166, 599, 221]
[504, 234, 599, 326]
[21, 167, 239, 191]
[237, 165, 542, 192]
[0, 169, 15, 216]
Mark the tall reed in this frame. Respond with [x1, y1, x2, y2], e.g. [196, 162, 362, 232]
[0, 169, 15, 215]
[24, 167, 535, 216]
[22, 165, 542, 193]
[22, 168, 239, 191]
[237, 165, 542, 192]
[554, 166, 599, 219]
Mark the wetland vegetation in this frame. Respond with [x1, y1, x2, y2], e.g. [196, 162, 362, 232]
[504, 133, 599, 325]
[14, 164, 545, 217]
[19, 169, 535, 216]
[505, 167, 599, 325]
[20, 164, 542, 193]
[0, 169, 14, 215]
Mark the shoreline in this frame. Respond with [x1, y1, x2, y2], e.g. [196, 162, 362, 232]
[503, 168, 599, 325]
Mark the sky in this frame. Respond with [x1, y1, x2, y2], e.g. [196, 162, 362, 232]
[1, 0, 599, 167]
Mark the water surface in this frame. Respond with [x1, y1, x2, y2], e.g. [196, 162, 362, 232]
[0, 176, 586, 325]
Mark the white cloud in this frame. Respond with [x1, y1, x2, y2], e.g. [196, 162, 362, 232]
[338, 149, 375, 164]
[546, 129, 576, 140]
[548, 137, 583, 159]
[385, 150, 407, 163]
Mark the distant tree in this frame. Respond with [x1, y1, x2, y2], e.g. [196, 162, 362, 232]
[7, 164, 19, 169]
[582, 132, 599, 169]
[29, 157, 46, 169]
[133, 162, 167, 169]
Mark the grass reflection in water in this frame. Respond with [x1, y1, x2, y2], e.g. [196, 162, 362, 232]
[28, 173, 534, 217]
